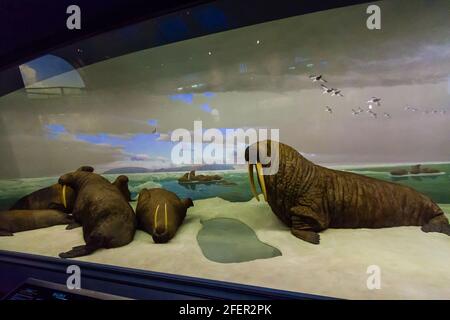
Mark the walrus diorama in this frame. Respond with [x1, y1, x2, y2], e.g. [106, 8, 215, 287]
[0, 210, 73, 236]
[245, 140, 450, 244]
[136, 188, 193, 243]
[57, 170, 136, 258]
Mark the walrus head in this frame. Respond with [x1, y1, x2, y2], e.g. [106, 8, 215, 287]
[112, 175, 132, 202]
[244, 140, 280, 202]
[136, 188, 193, 244]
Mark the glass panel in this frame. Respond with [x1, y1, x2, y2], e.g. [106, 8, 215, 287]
[0, 0, 449, 299]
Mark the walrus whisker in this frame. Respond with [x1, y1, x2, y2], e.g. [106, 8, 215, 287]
[247, 164, 260, 201]
[255, 162, 268, 202]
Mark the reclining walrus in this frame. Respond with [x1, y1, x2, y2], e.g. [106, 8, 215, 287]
[245, 140, 450, 244]
[136, 188, 193, 243]
[57, 170, 136, 258]
[10, 167, 131, 212]
[0, 210, 73, 236]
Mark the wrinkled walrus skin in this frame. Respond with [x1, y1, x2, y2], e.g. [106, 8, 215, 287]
[136, 188, 193, 243]
[246, 141, 450, 245]
[57, 170, 136, 258]
[0, 210, 73, 236]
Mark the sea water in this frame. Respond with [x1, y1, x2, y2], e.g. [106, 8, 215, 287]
[1, 164, 449, 211]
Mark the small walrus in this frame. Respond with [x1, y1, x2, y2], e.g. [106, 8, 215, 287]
[10, 167, 132, 212]
[57, 170, 136, 258]
[245, 140, 450, 244]
[0, 210, 73, 236]
[136, 188, 193, 243]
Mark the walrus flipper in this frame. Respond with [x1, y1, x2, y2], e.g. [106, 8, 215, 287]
[0, 229, 14, 236]
[290, 206, 329, 245]
[66, 222, 82, 230]
[421, 215, 450, 236]
[59, 244, 98, 259]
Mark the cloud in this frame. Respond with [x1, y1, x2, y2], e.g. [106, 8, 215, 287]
[130, 153, 151, 161]
[156, 133, 171, 141]
[211, 108, 220, 122]
[170, 93, 194, 104]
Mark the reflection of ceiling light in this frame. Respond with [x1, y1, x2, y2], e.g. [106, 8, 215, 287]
[177, 87, 183, 91]
[208, 51, 212, 55]
[256, 40, 260, 44]
[288, 66, 296, 70]
[192, 84, 198, 88]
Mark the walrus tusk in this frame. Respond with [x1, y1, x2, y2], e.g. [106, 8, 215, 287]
[248, 164, 260, 201]
[154, 204, 160, 232]
[164, 202, 168, 232]
[61, 185, 67, 209]
[255, 162, 268, 202]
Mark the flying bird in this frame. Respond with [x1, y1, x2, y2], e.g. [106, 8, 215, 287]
[321, 84, 334, 94]
[383, 113, 391, 119]
[331, 89, 344, 97]
[325, 106, 333, 114]
[352, 108, 362, 115]
[309, 74, 327, 82]
[367, 97, 381, 106]
[368, 110, 377, 118]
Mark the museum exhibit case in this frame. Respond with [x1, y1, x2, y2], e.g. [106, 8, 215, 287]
[0, 0, 449, 299]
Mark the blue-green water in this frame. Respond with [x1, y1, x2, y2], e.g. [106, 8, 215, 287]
[1, 164, 449, 211]
[197, 218, 282, 263]
[348, 163, 450, 204]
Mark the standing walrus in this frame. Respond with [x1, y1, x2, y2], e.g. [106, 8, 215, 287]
[245, 140, 450, 244]
[136, 188, 193, 243]
[0, 210, 73, 236]
[57, 170, 136, 258]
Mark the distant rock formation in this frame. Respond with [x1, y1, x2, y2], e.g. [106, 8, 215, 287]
[178, 170, 223, 184]
[390, 169, 409, 176]
[390, 164, 440, 176]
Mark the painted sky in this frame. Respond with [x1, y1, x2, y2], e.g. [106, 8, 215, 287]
[0, 0, 449, 178]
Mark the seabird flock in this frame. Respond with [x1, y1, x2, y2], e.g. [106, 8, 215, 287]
[309, 74, 385, 119]
[309, 74, 448, 120]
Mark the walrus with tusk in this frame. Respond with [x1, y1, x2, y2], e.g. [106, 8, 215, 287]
[245, 140, 450, 244]
[136, 188, 193, 243]
[57, 169, 136, 258]
[10, 167, 132, 215]
[0, 210, 74, 236]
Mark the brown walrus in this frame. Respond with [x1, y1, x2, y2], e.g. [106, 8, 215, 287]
[245, 140, 450, 244]
[57, 170, 136, 258]
[0, 210, 73, 236]
[136, 188, 193, 243]
[112, 175, 132, 202]
[10, 168, 132, 213]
